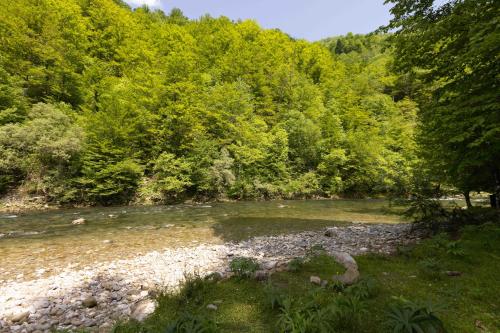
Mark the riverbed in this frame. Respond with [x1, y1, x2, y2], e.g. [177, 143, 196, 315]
[0, 199, 405, 282]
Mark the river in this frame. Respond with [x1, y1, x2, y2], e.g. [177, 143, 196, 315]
[0, 199, 405, 282]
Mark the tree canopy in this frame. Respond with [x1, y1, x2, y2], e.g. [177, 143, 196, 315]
[384, 0, 500, 202]
[0, 0, 419, 204]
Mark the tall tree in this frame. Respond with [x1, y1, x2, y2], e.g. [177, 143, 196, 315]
[384, 0, 500, 206]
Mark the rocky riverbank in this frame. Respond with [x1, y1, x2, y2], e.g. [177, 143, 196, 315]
[0, 223, 420, 333]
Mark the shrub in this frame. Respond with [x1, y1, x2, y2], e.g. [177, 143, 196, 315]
[417, 258, 442, 279]
[80, 158, 144, 205]
[444, 241, 465, 258]
[345, 277, 378, 300]
[404, 195, 448, 233]
[386, 298, 446, 333]
[229, 257, 259, 278]
[263, 282, 287, 310]
[332, 295, 368, 332]
[277, 297, 333, 333]
[176, 274, 214, 306]
[164, 312, 218, 333]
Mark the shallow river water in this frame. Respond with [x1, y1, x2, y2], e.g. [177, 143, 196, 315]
[0, 200, 405, 281]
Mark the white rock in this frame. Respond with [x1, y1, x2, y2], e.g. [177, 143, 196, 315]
[72, 218, 86, 225]
[310, 276, 322, 285]
[206, 304, 218, 311]
[10, 311, 29, 323]
[130, 299, 155, 321]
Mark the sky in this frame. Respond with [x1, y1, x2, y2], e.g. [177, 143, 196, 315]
[124, 0, 394, 41]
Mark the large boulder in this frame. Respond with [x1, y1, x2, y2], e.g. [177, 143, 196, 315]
[131, 299, 155, 322]
[330, 251, 359, 285]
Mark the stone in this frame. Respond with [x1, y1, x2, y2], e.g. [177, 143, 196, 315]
[98, 323, 112, 333]
[330, 251, 359, 285]
[324, 227, 338, 237]
[33, 299, 50, 309]
[261, 261, 277, 270]
[130, 299, 155, 321]
[206, 304, 218, 311]
[0, 223, 420, 333]
[320, 280, 328, 288]
[102, 240, 113, 244]
[72, 218, 86, 225]
[446, 271, 462, 277]
[10, 311, 29, 323]
[310, 276, 322, 285]
[71, 318, 82, 326]
[82, 296, 97, 308]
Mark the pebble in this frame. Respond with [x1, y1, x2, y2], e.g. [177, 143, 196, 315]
[72, 218, 86, 225]
[310, 276, 322, 285]
[82, 296, 97, 308]
[206, 304, 218, 311]
[0, 223, 418, 332]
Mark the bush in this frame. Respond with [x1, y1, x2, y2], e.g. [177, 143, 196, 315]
[404, 195, 448, 232]
[0, 103, 83, 199]
[177, 274, 215, 306]
[417, 258, 442, 280]
[80, 158, 144, 205]
[386, 298, 446, 333]
[344, 277, 378, 300]
[332, 295, 368, 332]
[164, 312, 218, 333]
[263, 282, 287, 310]
[229, 257, 259, 278]
[277, 297, 334, 333]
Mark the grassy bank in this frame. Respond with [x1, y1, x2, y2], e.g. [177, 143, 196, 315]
[112, 223, 499, 333]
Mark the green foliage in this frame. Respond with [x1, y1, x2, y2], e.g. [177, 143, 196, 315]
[404, 196, 449, 232]
[417, 258, 441, 280]
[444, 241, 465, 258]
[164, 312, 218, 333]
[114, 223, 500, 333]
[263, 282, 287, 310]
[385, 0, 500, 198]
[229, 257, 259, 278]
[139, 153, 193, 203]
[277, 295, 334, 333]
[344, 277, 378, 300]
[0, 0, 420, 204]
[0, 103, 82, 198]
[386, 297, 446, 333]
[287, 257, 305, 273]
[332, 295, 368, 332]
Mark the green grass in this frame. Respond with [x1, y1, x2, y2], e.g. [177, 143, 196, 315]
[112, 223, 500, 333]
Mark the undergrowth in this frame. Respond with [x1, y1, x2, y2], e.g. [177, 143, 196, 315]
[111, 223, 500, 333]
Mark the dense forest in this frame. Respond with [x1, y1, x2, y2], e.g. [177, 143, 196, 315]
[0, 0, 497, 206]
[0, 0, 418, 205]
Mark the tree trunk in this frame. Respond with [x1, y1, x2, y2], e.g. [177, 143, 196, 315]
[464, 191, 472, 209]
[493, 169, 500, 209]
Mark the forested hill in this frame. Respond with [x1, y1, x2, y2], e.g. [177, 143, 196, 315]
[0, 0, 418, 205]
